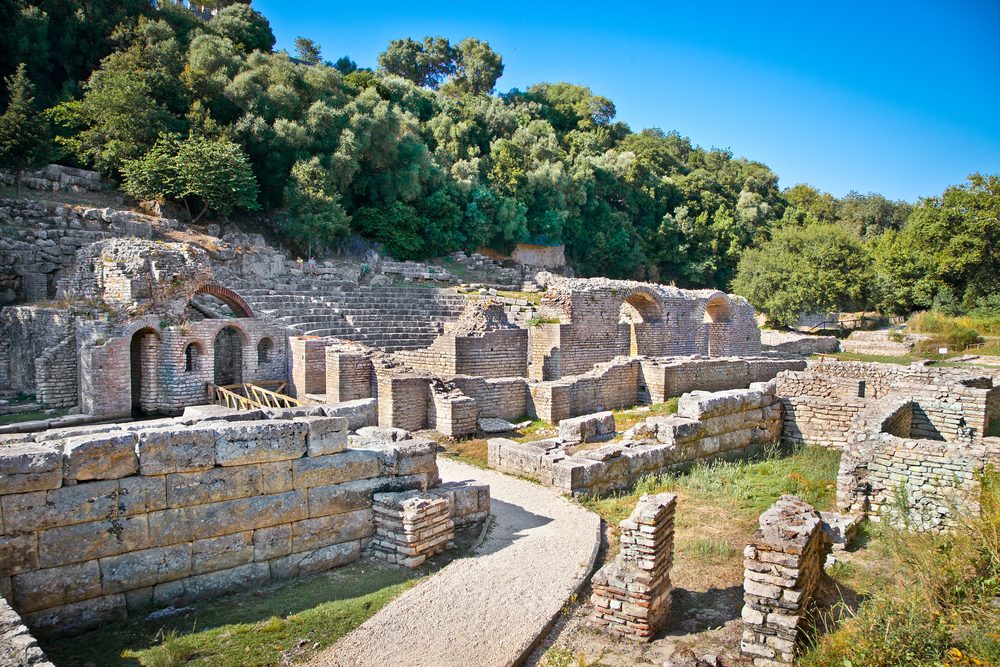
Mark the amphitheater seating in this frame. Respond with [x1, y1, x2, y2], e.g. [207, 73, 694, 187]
[229, 279, 471, 352]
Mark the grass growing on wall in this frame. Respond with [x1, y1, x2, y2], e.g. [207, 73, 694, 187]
[40, 523, 485, 667]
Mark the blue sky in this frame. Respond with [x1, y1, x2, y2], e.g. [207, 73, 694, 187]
[254, 0, 1000, 203]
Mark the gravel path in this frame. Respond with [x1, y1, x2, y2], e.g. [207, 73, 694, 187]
[308, 458, 602, 667]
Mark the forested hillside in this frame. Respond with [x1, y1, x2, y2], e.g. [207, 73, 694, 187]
[0, 0, 995, 323]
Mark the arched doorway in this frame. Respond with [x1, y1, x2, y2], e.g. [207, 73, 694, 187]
[703, 296, 733, 356]
[619, 291, 664, 356]
[130, 327, 159, 416]
[214, 326, 243, 385]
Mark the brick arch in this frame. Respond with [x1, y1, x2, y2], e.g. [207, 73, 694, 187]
[618, 287, 665, 323]
[121, 316, 163, 341]
[700, 293, 734, 323]
[193, 284, 255, 318]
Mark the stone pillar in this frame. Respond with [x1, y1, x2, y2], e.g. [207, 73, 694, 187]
[590, 492, 675, 641]
[288, 337, 327, 399]
[741, 495, 830, 666]
[370, 490, 455, 568]
[428, 382, 476, 438]
[325, 350, 372, 403]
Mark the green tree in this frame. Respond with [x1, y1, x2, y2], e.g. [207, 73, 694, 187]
[207, 4, 274, 53]
[732, 224, 872, 326]
[445, 38, 503, 96]
[122, 134, 260, 222]
[281, 156, 350, 256]
[0, 64, 51, 198]
[377, 36, 455, 88]
[294, 37, 322, 65]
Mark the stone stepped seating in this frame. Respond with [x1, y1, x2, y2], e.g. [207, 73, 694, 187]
[228, 280, 471, 352]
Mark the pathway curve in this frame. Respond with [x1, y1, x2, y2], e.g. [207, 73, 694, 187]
[308, 458, 602, 667]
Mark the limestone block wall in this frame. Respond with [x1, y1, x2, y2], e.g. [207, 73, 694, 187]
[34, 338, 78, 409]
[640, 357, 806, 404]
[779, 397, 867, 449]
[0, 413, 439, 636]
[490, 383, 783, 495]
[741, 495, 829, 666]
[590, 493, 675, 641]
[0, 594, 55, 666]
[289, 337, 328, 399]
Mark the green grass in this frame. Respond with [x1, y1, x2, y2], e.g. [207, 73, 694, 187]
[810, 351, 922, 365]
[0, 409, 64, 426]
[581, 444, 842, 530]
[41, 524, 484, 667]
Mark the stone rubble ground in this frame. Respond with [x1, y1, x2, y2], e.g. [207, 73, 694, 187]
[308, 458, 601, 667]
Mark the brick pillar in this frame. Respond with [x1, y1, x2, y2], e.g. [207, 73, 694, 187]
[370, 490, 455, 568]
[325, 350, 372, 402]
[590, 492, 675, 641]
[741, 495, 829, 666]
[288, 337, 327, 398]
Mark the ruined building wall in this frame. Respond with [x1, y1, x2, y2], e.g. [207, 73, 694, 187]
[34, 338, 78, 409]
[0, 308, 75, 396]
[0, 414, 438, 636]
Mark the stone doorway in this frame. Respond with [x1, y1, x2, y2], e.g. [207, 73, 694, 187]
[214, 326, 243, 385]
[130, 327, 159, 416]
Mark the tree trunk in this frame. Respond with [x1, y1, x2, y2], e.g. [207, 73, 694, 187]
[190, 202, 209, 224]
[182, 196, 193, 222]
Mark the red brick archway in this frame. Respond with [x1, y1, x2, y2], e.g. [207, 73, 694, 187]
[193, 284, 255, 318]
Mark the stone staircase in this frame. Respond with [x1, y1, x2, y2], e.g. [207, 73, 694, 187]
[229, 279, 472, 352]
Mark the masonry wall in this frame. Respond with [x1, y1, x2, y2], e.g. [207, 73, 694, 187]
[449, 376, 527, 421]
[491, 383, 783, 495]
[325, 350, 373, 403]
[0, 413, 438, 636]
[35, 338, 78, 409]
[288, 337, 328, 399]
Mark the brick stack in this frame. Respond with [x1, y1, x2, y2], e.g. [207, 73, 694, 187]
[371, 490, 454, 568]
[741, 495, 829, 666]
[590, 492, 675, 641]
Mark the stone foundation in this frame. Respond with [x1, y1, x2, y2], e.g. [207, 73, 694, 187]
[741, 495, 830, 666]
[590, 493, 675, 641]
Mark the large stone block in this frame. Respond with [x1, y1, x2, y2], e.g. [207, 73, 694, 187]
[291, 508, 373, 552]
[152, 562, 270, 607]
[98, 544, 192, 594]
[37, 515, 149, 568]
[62, 432, 138, 481]
[12, 560, 102, 613]
[260, 460, 293, 494]
[137, 427, 217, 475]
[0, 444, 62, 494]
[291, 450, 380, 489]
[213, 421, 307, 466]
[147, 490, 307, 547]
[307, 477, 382, 518]
[165, 465, 264, 508]
[296, 416, 348, 457]
[191, 531, 253, 575]
[269, 540, 360, 581]
[119, 475, 167, 514]
[23, 593, 126, 638]
[0, 533, 38, 577]
[2, 480, 119, 532]
[677, 389, 763, 420]
[253, 524, 291, 561]
[322, 399, 378, 431]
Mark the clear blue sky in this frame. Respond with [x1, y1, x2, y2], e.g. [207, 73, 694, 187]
[254, 0, 999, 204]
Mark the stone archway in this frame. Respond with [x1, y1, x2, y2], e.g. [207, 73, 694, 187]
[619, 290, 665, 356]
[193, 284, 255, 318]
[703, 296, 733, 356]
[214, 326, 243, 385]
[130, 327, 160, 416]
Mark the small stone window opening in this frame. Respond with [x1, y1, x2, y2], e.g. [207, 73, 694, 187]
[257, 338, 273, 364]
[185, 343, 200, 372]
[858, 380, 866, 398]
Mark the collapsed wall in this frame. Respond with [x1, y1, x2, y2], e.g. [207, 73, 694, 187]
[489, 383, 783, 496]
[0, 407, 464, 636]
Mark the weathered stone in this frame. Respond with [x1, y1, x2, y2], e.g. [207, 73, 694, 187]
[0, 443, 63, 494]
[23, 593, 126, 638]
[136, 427, 217, 475]
[0, 533, 38, 577]
[98, 544, 192, 594]
[269, 541, 360, 581]
[296, 416, 348, 457]
[12, 560, 102, 613]
[213, 421, 307, 466]
[322, 399, 378, 431]
[253, 524, 291, 561]
[165, 465, 263, 509]
[260, 460, 293, 494]
[291, 450, 380, 489]
[152, 562, 270, 607]
[37, 515, 149, 568]
[2, 480, 119, 532]
[62, 432, 138, 481]
[147, 490, 307, 547]
[291, 508, 373, 552]
[190, 531, 253, 575]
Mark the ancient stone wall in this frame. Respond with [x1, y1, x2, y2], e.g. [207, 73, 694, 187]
[0, 308, 74, 396]
[34, 338, 78, 409]
[527, 279, 761, 381]
[449, 376, 527, 421]
[490, 383, 783, 495]
[0, 412, 439, 636]
[640, 356, 806, 404]
[741, 496, 829, 666]
[759, 330, 839, 355]
[1, 165, 101, 193]
[590, 493, 675, 641]
[325, 348, 373, 403]
[0, 594, 54, 666]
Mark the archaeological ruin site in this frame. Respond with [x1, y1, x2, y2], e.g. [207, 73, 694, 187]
[0, 195, 997, 666]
